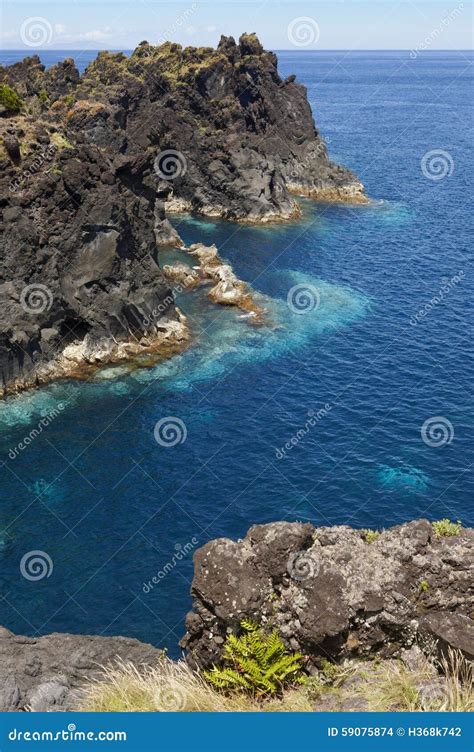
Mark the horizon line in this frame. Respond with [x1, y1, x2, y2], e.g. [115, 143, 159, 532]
[1, 47, 473, 53]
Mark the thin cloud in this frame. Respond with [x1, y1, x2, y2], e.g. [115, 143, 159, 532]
[76, 30, 112, 42]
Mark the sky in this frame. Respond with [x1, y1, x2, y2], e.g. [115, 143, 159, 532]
[0, 0, 472, 51]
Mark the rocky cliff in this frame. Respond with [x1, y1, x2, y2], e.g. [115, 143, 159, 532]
[182, 520, 474, 668]
[0, 33, 365, 397]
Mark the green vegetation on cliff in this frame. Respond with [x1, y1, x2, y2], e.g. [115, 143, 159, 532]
[204, 620, 305, 696]
[432, 519, 462, 537]
[0, 84, 23, 114]
[80, 645, 473, 713]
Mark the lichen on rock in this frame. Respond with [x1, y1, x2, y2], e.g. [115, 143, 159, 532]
[181, 519, 474, 669]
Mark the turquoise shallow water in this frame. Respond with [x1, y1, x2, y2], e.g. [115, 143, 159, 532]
[0, 51, 472, 655]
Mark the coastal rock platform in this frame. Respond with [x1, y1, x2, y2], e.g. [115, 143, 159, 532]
[0, 627, 163, 711]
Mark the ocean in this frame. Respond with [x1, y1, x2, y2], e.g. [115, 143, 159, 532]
[0, 50, 472, 656]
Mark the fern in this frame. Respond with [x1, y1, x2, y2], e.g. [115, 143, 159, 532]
[204, 620, 305, 697]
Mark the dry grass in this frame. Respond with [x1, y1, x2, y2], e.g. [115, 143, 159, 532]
[79, 658, 313, 712]
[439, 648, 474, 712]
[78, 650, 473, 713]
[338, 649, 473, 712]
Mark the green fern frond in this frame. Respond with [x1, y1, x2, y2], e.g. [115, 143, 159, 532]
[204, 666, 252, 690]
[240, 618, 259, 632]
[203, 620, 305, 698]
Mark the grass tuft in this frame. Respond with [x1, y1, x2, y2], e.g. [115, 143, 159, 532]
[360, 528, 380, 543]
[432, 519, 462, 537]
[79, 657, 312, 712]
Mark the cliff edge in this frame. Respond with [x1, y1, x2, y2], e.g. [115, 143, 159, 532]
[182, 519, 473, 668]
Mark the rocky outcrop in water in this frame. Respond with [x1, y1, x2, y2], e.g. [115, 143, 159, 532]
[0, 33, 365, 396]
[0, 626, 162, 711]
[181, 519, 474, 668]
[185, 243, 263, 315]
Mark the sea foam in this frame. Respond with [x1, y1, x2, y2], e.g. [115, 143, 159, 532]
[0, 270, 370, 425]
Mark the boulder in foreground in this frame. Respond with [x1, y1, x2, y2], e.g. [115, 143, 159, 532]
[182, 519, 474, 668]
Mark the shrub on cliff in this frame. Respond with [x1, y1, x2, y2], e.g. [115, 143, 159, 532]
[0, 84, 23, 115]
[204, 620, 305, 697]
[360, 528, 380, 543]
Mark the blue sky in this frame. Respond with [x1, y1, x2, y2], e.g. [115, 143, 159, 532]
[1, 0, 472, 50]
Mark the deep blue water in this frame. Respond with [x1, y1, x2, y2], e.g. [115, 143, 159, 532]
[0, 51, 472, 656]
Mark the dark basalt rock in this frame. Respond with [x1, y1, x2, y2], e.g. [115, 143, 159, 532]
[0, 135, 185, 395]
[3, 134, 21, 163]
[419, 612, 474, 661]
[0, 626, 163, 711]
[0, 33, 366, 395]
[181, 520, 474, 668]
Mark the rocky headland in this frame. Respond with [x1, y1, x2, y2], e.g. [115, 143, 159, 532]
[1, 33, 366, 397]
[1, 519, 472, 711]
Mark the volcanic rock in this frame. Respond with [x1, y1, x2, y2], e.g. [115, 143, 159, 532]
[181, 520, 474, 668]
[0, 33, 366, 395]
[0, 626, 162, 711]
